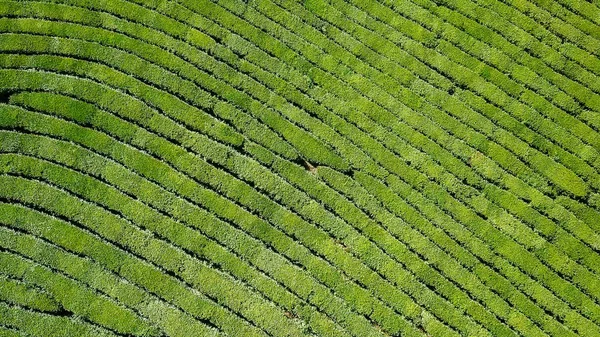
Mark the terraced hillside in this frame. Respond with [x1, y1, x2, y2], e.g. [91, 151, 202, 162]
[1, 0, 600, 336]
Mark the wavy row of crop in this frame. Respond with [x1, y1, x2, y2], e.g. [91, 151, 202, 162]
[0, 232, 162, 337]
[0, 48, 392, 328]
[374, 170, 600, 334]
[0, 0, 328, 168]
[264, 0, 600, 252]
[0, 170, 306, 337]
[0, 55, 524, 336]
[134, 0, 596, 234]
[163, 0, 600, 252]
[252, 0, 596, 151]
[276, 0, 600, 192]
[0, 63, 592, 336]
[313, 161, 600, 332]
[0, 165, 311, 337]
[315, 163, 598, 336]
[1, 24, 552, 334]
[0, 99, 423, 337]
[18, 4, 600, 330]
[314, 167, 550, 337]
[351, 171, 581, 336]
[63, 1, 346, 170]
[220, 0, 600, 276]
[0, 275, 61, 315]
[1, 1, 596, 336]
[330, 0, 600, 134]
[202, 0, 600, 227]
[188, 5, 600, 284]
[272, 0, 600, 190]
[2, 254, 162, 335]
[231, 0, 600, 242]
[361, 0, 600, 117]
[0, 36, 572, 336]
[197, 0, 596, 256]
[123, 0, 600, 217]
[337, 0, 600, 170]
[0, 31, 580, 337]
[0, 77, 464, 334]
[515, 0, 600, 39]
[0, 3, 337, 168]
[0, 300, 121, 337]
[240, 127, 592, 334]
[0, 0, 385, 183]
[1, 141, 358, 337]
[0, 13, 506, 334]
[0, 226, 226, 337]
[533, 0, 600, 28]
[0, 113, 366, 336]
[473, 0, 600, 66]
[2, 1, 596, 334]
[197, 0, 600, 294]
[0, 104, 338, 334]
[278, 0, 600, 258]
[1, 97, 482, 336]
[0, 126, 368, 337]
[393, 0, 600, 93]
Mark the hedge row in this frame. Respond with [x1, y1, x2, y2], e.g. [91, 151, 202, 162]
[267, 0, 596, 196]
[0, 0, 390, 179]
[473, 0, 600, 69]
[352, 171, 582, 337]
[0, 94, 443, 336]
[337, 0, 600, 172]
[0, 299, 118, 337]
[0, 79, 501, 337]
[202, 0, 600, 289]
[189, 0, 600, 272]
[1, 0, 347, 170]
[0, 3, 339, 167]
[0, 230, 224, 337]
[335, 0, 600, 122]
[0, 174, 298, 337]
[0, 44, 596, 336]
[32, 0, 592, 231]
[0, 230, 158, 337]
[0, 133, 374, 337]
[0, 94, 422, 336]
[0, 57, 592, 334]
[4, 0, 600, 322]
[1, 1, 598, 337]
[23, 0, 592, 231]
[2, 77, 594, 337]
[204, 0, 600, 288]
[398, 0, 600, 94]
[192, 0, 600, 239]
[164, 0, 600, 255]
[0, 66, 528, 336]
[381, 172, 600, 335]
[0, 275, 61, 313]
[529, 0, 600, 32]
[254, 0, 600, 200]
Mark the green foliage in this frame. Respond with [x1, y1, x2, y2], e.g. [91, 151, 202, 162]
[0, 0, 599, 336]
[0, 276, 61, 313]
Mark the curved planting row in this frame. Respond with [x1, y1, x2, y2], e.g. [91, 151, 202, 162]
[0, 0, 599, 336]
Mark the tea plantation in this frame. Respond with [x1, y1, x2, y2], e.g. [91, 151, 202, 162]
[1, 0, 600, 336]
